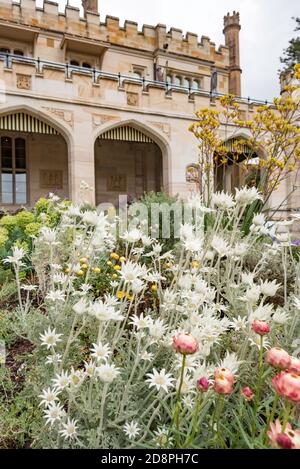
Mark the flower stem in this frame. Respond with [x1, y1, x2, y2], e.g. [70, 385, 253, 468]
[173, 354, 186, 447]
[282, 401, 292, 432]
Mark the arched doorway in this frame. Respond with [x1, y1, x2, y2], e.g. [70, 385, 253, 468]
[94, 124, 163, 205]
[214, 137, 260, 193]
[0, 111, 69, 207]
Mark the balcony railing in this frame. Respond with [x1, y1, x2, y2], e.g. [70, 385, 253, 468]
[0, 52, 273, 106]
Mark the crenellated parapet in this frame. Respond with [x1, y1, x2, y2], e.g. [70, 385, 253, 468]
[0, 0, 230, 68]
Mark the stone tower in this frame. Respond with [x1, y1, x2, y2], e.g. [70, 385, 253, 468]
[223, 11, 242, 96]
[82, 0, 99, 16]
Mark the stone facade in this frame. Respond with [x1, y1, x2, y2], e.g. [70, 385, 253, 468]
[0, 0, 279, 210]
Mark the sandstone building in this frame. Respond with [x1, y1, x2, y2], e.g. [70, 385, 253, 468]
[0, 0, 280, 210]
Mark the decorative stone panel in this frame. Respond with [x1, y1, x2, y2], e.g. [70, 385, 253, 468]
[17, 74, 32, 90]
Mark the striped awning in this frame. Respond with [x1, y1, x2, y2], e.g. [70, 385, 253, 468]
[99, 125, 154, 143]
[224, 138, 253, 155]
[0, 112, 59, 135]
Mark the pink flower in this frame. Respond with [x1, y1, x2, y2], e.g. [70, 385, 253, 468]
[241, 386, 254, 401]
[276, 433, 293, 449]
[172, 333, 199, 355]
[288, 357, 300, 375]
[268, 420, 300, 449]
[197, 377, 210, 393]
[251, 319, 270, 336]
[267, 347, 291, 370]
[215, 367, 235, 385]
[214, 368, 234, 395]
[272, 372, 300, 403]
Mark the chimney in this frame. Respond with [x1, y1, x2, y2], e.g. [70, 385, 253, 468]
[223, 11, 242, 96]
[82, 0, 99, 16]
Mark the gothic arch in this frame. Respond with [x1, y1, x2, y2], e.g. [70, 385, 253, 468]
[93, 119, 171, 189]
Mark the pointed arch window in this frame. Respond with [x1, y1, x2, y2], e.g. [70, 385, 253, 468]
[0, 136, 27, 204]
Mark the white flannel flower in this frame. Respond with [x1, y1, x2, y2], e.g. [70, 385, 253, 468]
[241, 285, 261, 304]
[120, 261, 147, 284]
[90, 300, 123, 322]
[141, 351, 154, 362]
[40, 227, 57, 245]
[59, 418, 78, 441]
[46, 290, 65, 302]
[249, 334, 270, 350]
[212, 191, 235, 210]
[90, 342, 112, 362]
[218, 352, 241, 375]
[43, 403, 65, 426]
[252, 214, 265, 226]
[122, 229, 142, 243]
[130, 313, 151, 330]
[39, 388, 61, 408]
[148, 318, 167, 340]
[40, 327, 62, 350]
[97, 363, 120, 383]
[211, 236, 230, 258]
[73, 298, 88, 315]
[272, 309, 290, 325]
[84, 361, 97, 378]
[4, 246, 26, 266]
[123, 421, 141, 440]
[229, 315, 248, 331]
[235, 187, 262, 206]
[146, 368, 175, 393]
[52, 371, 70, 390]
[69, 367, 85, 388]
[260, 280, 281, 297]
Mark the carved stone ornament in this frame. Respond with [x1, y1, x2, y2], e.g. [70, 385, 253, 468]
[17, 74, 32, 90]
[149, 121, 171, 138]
[127, 92, 139, 106]
[92, 114, 119, 128]
[42, 107, 74, 128]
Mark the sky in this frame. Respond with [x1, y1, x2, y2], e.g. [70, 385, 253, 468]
[36, 0, 299, 101]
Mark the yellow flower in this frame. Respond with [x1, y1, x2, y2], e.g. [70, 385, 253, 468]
[81, 263, 88, 270]
[93, 267, 101, 274]
[77, 270, 84, 277]
[114, 265, 121, 271]
[80, 258, 88, 264]
[191, 260, 200, 269]
[117, 291, 126, 299]
[119, 256, 126, 263]
[151, 284, 158, 293]
[112, 273, 118, 280]
[107, 261, 113, 267]
[110, 252, 120, 261]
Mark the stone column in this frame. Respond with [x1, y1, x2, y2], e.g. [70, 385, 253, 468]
[69, 113, 96, 205]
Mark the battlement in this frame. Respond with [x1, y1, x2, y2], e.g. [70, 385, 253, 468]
[223, 11, 241, 30]
[0, 0, 230, 67]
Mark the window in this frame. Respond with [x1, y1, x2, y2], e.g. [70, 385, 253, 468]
[174, 76, 181, 86]
[0, 47, 10, 54]
[0, 136, 27, 204]
[70, 60, 80, 67]
[183, 78, 190, 89]
[166, 75, 172, 84]
[82, 62, 92, 69]
[192, 80, 200, 90]
[13, 49, 24, 56]
[132, 71, 142, 79]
